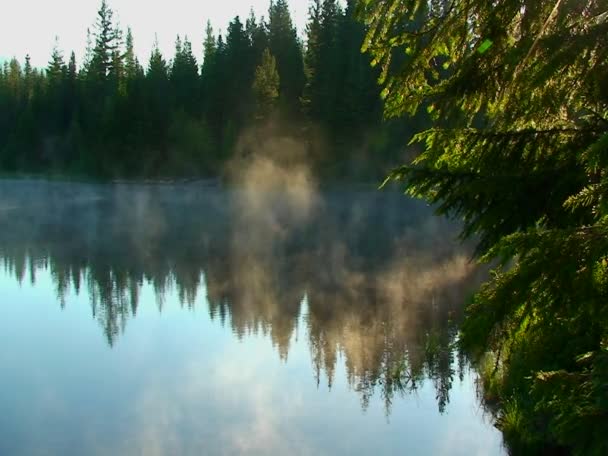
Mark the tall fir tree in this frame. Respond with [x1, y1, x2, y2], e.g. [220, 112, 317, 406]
[252, 48, 280, 120]
[359, 1, 608, 453]
[171, 35, 200, 115]
[268, 0, 305, 111]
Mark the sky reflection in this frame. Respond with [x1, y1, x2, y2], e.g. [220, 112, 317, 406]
[0, 180, 505, 455]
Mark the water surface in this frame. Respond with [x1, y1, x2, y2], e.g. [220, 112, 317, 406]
[0, 179, 504, 455]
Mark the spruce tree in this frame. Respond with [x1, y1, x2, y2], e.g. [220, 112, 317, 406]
[90, 0, 117, 83]
[303, 0, 322, 116]
[171, 35, 199, 115]
[47, 39, 66, 86]
[145, 38, 170, 159]
[252, 48, 280, 120]
[124, 27, 138, 79]
[268, 0, 305, 110]
[23, 55, 34, 102]
[226, 16, 253, 121]
[359, 1, 608, 453]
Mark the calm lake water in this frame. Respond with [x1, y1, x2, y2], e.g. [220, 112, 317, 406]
[0, 179, 505, 455]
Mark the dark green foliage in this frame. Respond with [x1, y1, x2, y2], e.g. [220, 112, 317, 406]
[252, 49, 280, 120]
[360, 0, 608, 453]
[0, 0, 396, 180]
[171, 36, 200, 115]
[268, 0, 306, 110]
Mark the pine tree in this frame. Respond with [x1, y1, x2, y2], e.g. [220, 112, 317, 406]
[147, 39, 169, 95]
[268, 0, 305, 110]
[145, 37, 170, 156]
[67, 52, 77, 81]
[66, 52, 78, 114]
[303, 0, 322, 115]
[24, 55, 33, 81]
[201, 23, 225, 137]
[108, 26, 125, 94]
[47, 38, 66, 86]
[171, 35, 199, 115]
[201, 20, 217, 110]
[202, 20, 216, 70]
[225, 16, 253, 121]
[23, 55, 34, 102]
[90, 0, 117, 82]
[252, 48, 280, 120]
[124, 27, 140, 80]
[82, 28, 94, 75]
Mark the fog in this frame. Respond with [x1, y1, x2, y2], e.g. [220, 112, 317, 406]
[0, 172, 484, 413]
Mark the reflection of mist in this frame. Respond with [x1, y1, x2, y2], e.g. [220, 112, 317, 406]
[0, 178, 485, 413]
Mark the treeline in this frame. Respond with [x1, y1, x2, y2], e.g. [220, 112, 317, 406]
[0, 0, 408, 179]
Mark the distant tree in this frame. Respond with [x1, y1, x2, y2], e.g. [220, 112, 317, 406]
[303, 0, 322, 116]
[171, 35, 199, 115]
[145, 38, 170, 162]
[47, 39, 66, 86]
[246, 10, 269, 69]
[88, 0, 119, 93]
[108, 26, 125, 94]
[202, 20, 217, 69]
[124, 27, 139, 79]
[225, 16, 253, 121]
[201, 21, 217, 102]
[67, 52, 77, 82]
[147, 39, 169, 87]
[252, 48, 280, 120]
[268, 0, 305, 111]
[201, 23, 224, 137]
[23, 55, 34, 102]
[82, 28, 94, 75]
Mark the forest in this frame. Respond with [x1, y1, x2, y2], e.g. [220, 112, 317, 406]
[0, 0, 416, 180]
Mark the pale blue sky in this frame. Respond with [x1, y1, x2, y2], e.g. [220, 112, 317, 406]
[0, 0, 312, 68]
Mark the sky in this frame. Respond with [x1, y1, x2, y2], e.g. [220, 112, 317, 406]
[0, 0, 311, 68]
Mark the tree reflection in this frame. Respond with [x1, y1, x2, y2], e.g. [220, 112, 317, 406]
[0, 182, 485, 414]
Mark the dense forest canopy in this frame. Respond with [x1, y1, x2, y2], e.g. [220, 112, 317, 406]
[0, 0, 415, 180]
[358, 0, 608, 454]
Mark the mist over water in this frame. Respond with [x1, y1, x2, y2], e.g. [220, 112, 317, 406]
[0, 178, 504, 455]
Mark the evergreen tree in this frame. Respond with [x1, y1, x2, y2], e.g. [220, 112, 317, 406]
[268, 0, 305, 110]
[145, 37, 170, 162]
[360, 1, 608, 453]
[90, 0, 117, 81]
[47, 39, 66, 86]
[23, 55, 34, 102]
[250, 13, 270, 65]
[201, 21, 218, 114]
[336, 0, 380, 130]
[67, 52, 77, 82]
[124, 27, 138, 79]
[202, 29, 229, 142]
[171, 35, 199, 115]
[303, 0, 322, 116]
[225, 16, 253, 121]
[82, 28, 94, 75]
[108, 26, 125, 94]
[252, 48, 280, 120]
[317, 0, 342, 125]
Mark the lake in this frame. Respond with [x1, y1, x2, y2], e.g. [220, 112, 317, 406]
[0, 178, 505, 455]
